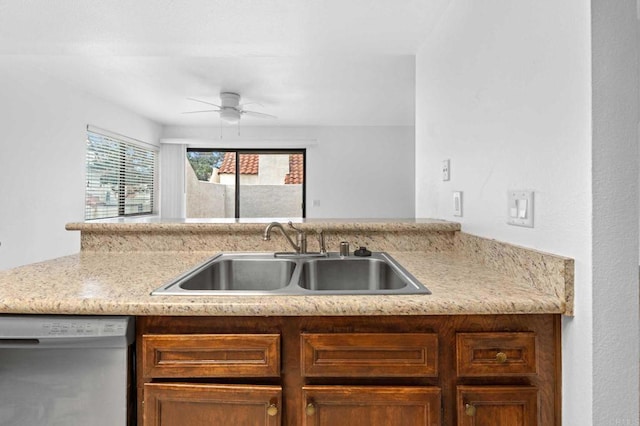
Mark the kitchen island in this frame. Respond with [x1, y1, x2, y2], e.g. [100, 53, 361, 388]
[0, 218, 572, 317]
[0, 219, 573, 425]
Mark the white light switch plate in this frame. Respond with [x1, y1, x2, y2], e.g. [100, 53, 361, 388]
[453, 191, 462, 217]
[507, 190, 534, 227]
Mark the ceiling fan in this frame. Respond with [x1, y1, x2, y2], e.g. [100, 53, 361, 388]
[183, 92, 277, 124]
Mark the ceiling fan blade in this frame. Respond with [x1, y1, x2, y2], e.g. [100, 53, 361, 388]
[241, 110, 277, 119]
[187, 97, 222, 108]
[238, 102, 263, 109]
[182, 109, 221, 114]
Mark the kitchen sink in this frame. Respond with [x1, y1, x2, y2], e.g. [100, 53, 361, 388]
[152, 252, 430, 296]
[179, 258, 296, 292]
[299, 257, 420, 293]
[152, 254, 296, 295]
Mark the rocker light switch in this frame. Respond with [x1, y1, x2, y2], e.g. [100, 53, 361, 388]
[507, 191, 534, 228]
[517, 199, 528, 218]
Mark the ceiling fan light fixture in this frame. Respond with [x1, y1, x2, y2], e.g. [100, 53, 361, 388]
[220, 109, 241, 124]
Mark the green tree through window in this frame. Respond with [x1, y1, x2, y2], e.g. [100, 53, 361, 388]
[187, 151, 224, 181]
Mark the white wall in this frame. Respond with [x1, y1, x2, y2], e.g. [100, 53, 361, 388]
[415, 1, 606, 424]
[161, 125, 415, 219]
[0, 64, 162, 270]
[591, 1, 639, 424]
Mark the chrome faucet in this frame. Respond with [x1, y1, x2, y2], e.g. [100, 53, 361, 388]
[317, 229, 327, 255]
[263, 221, 307, 254]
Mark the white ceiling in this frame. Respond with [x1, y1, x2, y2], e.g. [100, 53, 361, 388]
[0, 0, 451, 126]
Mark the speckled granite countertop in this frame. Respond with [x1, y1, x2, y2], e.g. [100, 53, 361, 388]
[65, 217, 461, 233]
[0, 250, 566, 316]
[0, 219, 573, 316]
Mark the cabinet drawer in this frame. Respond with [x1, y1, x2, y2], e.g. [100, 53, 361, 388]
[456, 332, 537, 377]
[142, 334, 280, 378]
[301, 333, 438, 377]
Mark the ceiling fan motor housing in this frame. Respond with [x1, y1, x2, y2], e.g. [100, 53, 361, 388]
[219, 92, 242, 123]
[220, 92, 241, 108]
[185, 92, 274, 123]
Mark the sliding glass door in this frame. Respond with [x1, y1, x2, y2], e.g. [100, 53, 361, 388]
[186, 149, 305, 219]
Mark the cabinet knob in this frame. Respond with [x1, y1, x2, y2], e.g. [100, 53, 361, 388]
[267, 404, 278, 417]
[496, 351, 508, 363]
[306, 402, 316, 416]
[465, 403, 477, 417]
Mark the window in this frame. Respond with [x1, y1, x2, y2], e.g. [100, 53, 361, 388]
[186, 149, 305, 219]
[85, 128, 157, 220]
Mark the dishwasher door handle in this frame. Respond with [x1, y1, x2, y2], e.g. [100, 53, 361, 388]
[0, 337, 128, 348]
[0, 339, 40, 345]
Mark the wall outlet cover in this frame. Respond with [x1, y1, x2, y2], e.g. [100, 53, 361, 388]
[442, 159, 450, 181]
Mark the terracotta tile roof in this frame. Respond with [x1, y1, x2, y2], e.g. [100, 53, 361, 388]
[285, 154, 304, 184]
[218, 152, 303, 184]
[218, 152, 259, 175]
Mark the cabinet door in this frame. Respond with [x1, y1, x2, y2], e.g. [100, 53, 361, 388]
[144, 383, 281, 426]
[302, 386, 440, 426]
[457, 386, 538, 426]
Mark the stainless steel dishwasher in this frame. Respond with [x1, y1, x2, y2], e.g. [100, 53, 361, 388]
[0, 315, 134, 426]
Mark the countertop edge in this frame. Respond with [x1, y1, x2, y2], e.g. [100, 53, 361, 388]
[0, 298, 566, 317]
[65, 219, 462, 234]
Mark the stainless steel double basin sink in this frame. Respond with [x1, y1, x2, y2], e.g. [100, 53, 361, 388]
[152, 252, 431, 296]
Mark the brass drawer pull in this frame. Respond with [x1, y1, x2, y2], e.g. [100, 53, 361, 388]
[267, 404, 278, 417]
[465, 403, 477, 416]
[496, 351, 508, 363]
[306, 402, 316, 416]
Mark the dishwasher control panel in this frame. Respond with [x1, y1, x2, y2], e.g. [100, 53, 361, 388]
[41, 318, 129, 336]
[0, 316, 134, 347]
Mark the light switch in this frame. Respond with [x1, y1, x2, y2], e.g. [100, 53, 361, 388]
[453, 191, 462, 217]
[517, 199, 528, 218]
[507, 190, 534, 228]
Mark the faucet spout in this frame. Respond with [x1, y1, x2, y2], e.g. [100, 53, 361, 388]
[263, 222, 302, 253]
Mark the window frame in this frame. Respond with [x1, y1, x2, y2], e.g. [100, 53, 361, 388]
[85, 127, 158, 220]
[186, 148, 306, 219]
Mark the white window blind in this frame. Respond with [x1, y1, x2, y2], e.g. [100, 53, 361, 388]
[85, 129, 157, 220]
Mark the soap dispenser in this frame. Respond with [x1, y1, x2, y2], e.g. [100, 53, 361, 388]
[353, 246, 372, 257]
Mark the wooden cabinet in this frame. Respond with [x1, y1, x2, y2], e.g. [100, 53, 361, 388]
[456, 386, 538, 426]
[142, 333, 281, 378]
[455, 332, 543, 425]
[301, 333, 441, 425]
[302, 385, 441, 426]
[137, 315, 560, 426]
[144, 383, 281, 426]
[301, 332, 438, 377]
[140, 333, 282, 425]
[456, 332, 537, 377]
